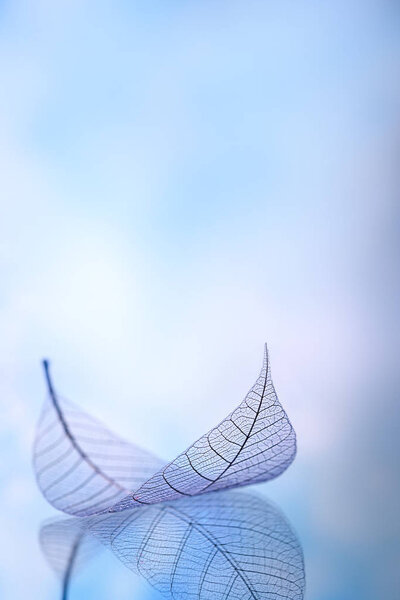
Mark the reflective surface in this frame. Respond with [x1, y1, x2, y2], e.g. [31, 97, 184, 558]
[40, 491, 305, 600]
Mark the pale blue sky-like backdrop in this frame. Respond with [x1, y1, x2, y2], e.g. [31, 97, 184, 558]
[1, 1, 399, 599]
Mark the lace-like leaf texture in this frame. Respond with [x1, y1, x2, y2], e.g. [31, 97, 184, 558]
[41, 490, 305, 600]
[33, 345, 296, 516]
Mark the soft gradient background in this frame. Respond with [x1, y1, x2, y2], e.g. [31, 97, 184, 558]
[1, 1, 399, 599]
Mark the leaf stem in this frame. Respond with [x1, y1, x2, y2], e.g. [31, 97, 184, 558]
[42, 359, 56, 399]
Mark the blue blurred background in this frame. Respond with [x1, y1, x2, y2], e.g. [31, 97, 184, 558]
[1, 1, 399, 599]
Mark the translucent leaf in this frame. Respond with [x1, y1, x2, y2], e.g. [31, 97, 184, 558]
[33, 361, 165, 516]
[112, 345, 296, 511]
[34, 346, 296, 516]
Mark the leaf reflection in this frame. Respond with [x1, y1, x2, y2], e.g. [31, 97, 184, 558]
[41, 490, 305, 600]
